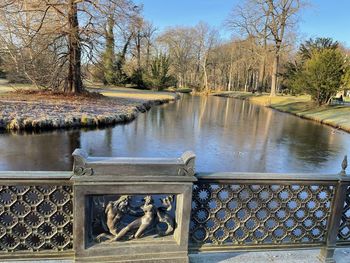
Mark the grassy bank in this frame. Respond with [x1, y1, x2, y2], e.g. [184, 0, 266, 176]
[215, 91, 350, 133]
[0, 86, 178, 132]
[211, 91, 261, 99]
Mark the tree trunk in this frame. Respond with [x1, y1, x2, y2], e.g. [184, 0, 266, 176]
[244, 69, 250, 92]
[104, 15, 115, 84]
[228, 69, 232, 91]
[202, 55, 209, 92]
[136, 31, 141, 71]
[228, 61, 233, 91]
[66, 0, 83, 93]
[249, 71, 254, 92]
[146, 41, 150, 72]
[270, 51, 280, 97]
[203, 68, 208, 92]
[258, 56, 266, 93]
[103, 15, 115, 84]
[232, 74, 235, 91]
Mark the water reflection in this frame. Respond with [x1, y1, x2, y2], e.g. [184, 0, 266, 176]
[0, 95, 349, 173]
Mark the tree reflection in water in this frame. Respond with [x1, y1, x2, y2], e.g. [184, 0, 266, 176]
[0, 95, 348, 173]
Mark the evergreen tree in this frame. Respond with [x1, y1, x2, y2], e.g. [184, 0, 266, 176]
[302, 49, 344, 105]
[103, 15, 116, 85]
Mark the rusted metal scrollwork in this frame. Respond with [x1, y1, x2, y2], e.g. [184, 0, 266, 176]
[93, 195, 175, 243]
[0, 185, 73, 252]
[190, 182, 335, 247]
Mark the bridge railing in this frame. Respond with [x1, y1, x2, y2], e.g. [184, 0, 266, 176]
[0, 172, 73, 260]
[0, 152, 348, 263]
[190, 164, 350, 262]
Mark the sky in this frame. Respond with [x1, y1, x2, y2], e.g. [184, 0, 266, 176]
[135, 0, 350, 47]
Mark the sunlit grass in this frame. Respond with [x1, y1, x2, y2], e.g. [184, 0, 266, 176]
[212, 91, 269, 99]
[0, 80, 177, 101]
[215, 90, 350, 131]
[84, 82, 178, 101]
[0, 83, 37, 93]
[100, 87, 177, 101]
[250, 94, 350, 132]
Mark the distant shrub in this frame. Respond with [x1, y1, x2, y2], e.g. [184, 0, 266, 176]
[143, 53, 177, 91]
[302, 49, 345, 105]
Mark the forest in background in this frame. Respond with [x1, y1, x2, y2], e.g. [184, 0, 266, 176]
[0, 0, 349, 105]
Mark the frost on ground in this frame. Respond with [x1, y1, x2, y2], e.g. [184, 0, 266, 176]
[0, 90, 177, 131]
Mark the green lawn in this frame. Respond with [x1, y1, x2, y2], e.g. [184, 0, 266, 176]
[249, 94, 350, 132]
[215, 91, 350, 132]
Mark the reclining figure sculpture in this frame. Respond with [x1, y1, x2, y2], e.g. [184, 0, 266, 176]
[95, 195, 175, 243]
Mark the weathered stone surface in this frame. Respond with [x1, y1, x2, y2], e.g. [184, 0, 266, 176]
[71, 150, 196, 263]
[3, 248, 350, 263]
[189, 248, 350, 263]
[72, 149, 196, 177]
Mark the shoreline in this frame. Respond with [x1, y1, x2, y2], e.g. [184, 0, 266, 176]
[0, 88, 179, 132]
[214, 92, 350, 133]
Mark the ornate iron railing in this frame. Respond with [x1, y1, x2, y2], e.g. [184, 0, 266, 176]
[190, 179, 335, 247]
[338, 186, 350, 244]
[0, 154, 349, 263]
[0, 172, 73, 259]
[189, 164, 350, 262]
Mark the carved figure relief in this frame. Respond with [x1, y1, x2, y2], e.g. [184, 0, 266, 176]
[91, 195, 175, 243]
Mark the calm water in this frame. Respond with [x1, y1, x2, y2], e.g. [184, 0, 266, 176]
[0, 95, 349, 173]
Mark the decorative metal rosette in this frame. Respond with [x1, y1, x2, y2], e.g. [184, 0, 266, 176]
[0, 185, 73, 252]
[190, 182, 334, 246]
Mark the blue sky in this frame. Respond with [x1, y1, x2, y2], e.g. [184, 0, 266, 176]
[136, 0, 350, 47]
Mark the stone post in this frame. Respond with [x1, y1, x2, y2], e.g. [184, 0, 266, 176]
[71, 149, 196, 263]
[319, 155, 348, 263]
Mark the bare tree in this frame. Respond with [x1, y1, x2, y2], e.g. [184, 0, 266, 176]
[194, 22, 219, 92]
[0, 0, 139, 93]
[227, 0, 271, 93]
[142, 21, 157, 72]
[227, 0, 303, 95]
[100, 1, 140, 85]
[263, 0, 303, 96]
[158, 26, 196, 88]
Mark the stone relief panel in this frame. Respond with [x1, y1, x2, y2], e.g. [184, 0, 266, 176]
[87, 194, 176, 245]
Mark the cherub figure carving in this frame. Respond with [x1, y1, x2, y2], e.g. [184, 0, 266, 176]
[112, 196, 156, 241]
[95, 195, 175, 243]
[105, 195, 130, 236]
[95, 195, 133, 242]
[156, 195, 175, 236]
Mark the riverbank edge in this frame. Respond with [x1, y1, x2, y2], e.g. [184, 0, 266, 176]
[215, 92, 350, 133]
[1, 93, 180, 132]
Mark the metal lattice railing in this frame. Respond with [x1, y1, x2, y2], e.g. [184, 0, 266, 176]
[0, 184, 73, 252]
[0, 157, 348, 263]
[190, 180, 335, 250]
[0, 172, 73, 254]
[338, 186, 350, 243]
